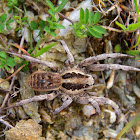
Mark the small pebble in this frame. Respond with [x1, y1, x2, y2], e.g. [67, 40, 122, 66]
[133, 85, 140, 98]
[103, 129, 118, 138]
[104, 109, 116, 123]
[82, 104, 96, 117]
[5, 119, 45, 140]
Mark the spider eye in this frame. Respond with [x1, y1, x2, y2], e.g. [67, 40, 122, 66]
[40, 79, 46, 84]
[48, 82, 53, 86]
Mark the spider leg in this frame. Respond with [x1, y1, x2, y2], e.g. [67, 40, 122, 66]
[87, 98, 101, 115]
[57, 40, 75, 66]
[78, 53, 133, 67]
[52, 95, 73, 114]
[76, 96, 120, 120]
[88, 64, 140, 71]
[92, 97, 121, 119]
[1, 92, 58, 111]
[6, 51, 58, 71]
[76, 96, 100, 115]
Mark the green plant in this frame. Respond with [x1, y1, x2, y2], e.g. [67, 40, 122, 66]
[114, 44, 121, 53]
[115, 21, 140, 31]
[0, 51, 16, 70]
[115, 0, 140, 58]
[115, 0, 140, 32]
[13, 16, 28, 31]
[7, 0, 19, 8]
[7, 0, 23, 13]
[0, 14, 14, 33]
[38, 0, 68, 37]
[71, 8, 107, 38]
[29, 0, 69, 57]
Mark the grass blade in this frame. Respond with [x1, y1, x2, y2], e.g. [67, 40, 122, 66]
[35, 42, 58, 57]
[115, 112, 140, 140]
[134, 0, 139, 14]
[56, 0, 68, 12]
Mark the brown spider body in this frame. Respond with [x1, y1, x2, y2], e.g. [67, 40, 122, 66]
[28, 71, 61, 91]
[28, 67, 94, 95]
[5, 41, 140, 121]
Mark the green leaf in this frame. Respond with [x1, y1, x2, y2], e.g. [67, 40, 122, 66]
[0, 14, 7, 22]
[0, 23, 5, 32]
[132, 34, 140, 48]
[48, 9, 56, 21]
[0, 62, 5, 68]
[44, 26, 50, 32]
[115, 21, 127, 31]
[134, 0, 139, 14]
[88, 27, 102, 38]
[45, 0, 55, 12]
[0, 59, 5, 66]
[15, 27, 21, 31]
[22, 17, 28, 21]
[0, 51, 7, 58]
[84, 8, 89, 24]
[7, 0, 18, 7]
[22, 22, 28, 25]
[4, 65, 9, 71]
[6, 57, 16, 67]
[124, 40, 128, 47]
[93, 11, 101, 24]
[127, 22, 140, 31]
[30, 21, 38, 30]
[126, 50, 140, 56]
[0, 65, 3, 68]
[0, 56, 6, 63]
[89, 11, 94, 25]
[52, 23, 65, 29]
[46, 17, 53, 24]
[6, 19, 14, 24]
[13, 16, 20, 20]
[16, 20, 21, 24]
[6, 24, 12, 30]
[18, 61, 29, 72]
[114, 44, 121, 53]
[56, 0, 68, 12]
[39, 20, 46, 29]
[49, 31, 56, 37]
[80, 8, 84, 22]
[92, 25, 106, 34]
[35, 42, 58, 57]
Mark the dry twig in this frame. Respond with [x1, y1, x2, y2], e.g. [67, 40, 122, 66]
[0, 116, 13, 128]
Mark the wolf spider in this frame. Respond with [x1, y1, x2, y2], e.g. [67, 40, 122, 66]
[3, 40, 140, 120]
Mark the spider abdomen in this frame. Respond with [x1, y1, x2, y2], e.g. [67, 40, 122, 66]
[27, 71, 61, 91]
